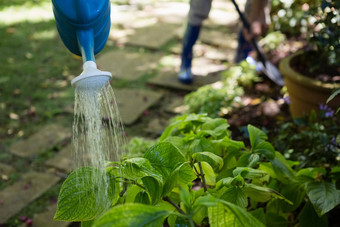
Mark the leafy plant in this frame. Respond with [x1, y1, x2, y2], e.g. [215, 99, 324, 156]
[308, 0, 340, 72]
[54, 114, 340, 226]
[273, 109, 340, 168]
[184, 61, 259, 117]
[271, 0, 321, 37]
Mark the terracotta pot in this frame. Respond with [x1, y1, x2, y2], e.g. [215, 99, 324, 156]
[279, 51, 340, 118]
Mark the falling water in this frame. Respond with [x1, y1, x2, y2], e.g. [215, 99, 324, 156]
[72, 81, 125, 208]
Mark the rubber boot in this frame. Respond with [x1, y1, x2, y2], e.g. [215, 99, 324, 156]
[178, 24, 201, 84]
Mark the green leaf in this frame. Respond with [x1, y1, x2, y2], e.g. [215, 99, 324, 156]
[208, 201, 265, 227]
[194, 162, 216, 186]
[200, 118, 230, 138]
[220, 186, 248, 208]
[233, 167, 268, 179]
[249, 208, 266, 225]
[213, 137, 246, 155]
[253, 141, 275, 160]
[298, 202, 328, 227]
[248, 125, 267, 148]
[93, 204, 171, 227]
[144, 142, 185, 180]
[54, 167, 118, 222]
[162, 163, 196, 196]
[180, 187, 192, 213]
[327, 88, 340, 104]
[178, 163, 197, 185]
[134, 191, 151, 205]
[81, 220, 94, 227]
[192, 152, 224, 170]
[125, 185, 143, 203]
[270, 152, 297, 184]
[244, 184, 292, 204]
[248, 125, 275, 159]
[121, 158, 162, 182]
[279, 183, 306, 212]
[142, 176, 162, 204]
[305, 180, 340, 216]
[265, 212, 288, 227]
[190, 138, 215, 154]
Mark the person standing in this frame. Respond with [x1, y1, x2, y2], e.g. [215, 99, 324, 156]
[178, 0, 271, 84]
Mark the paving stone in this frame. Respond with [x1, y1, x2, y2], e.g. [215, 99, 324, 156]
[144, 118, 169, 135]
[0, 172, 60, 223]
[124, 23, 180, 49]
[0, 163, 15, 176]
[96, 50, 161, 81]
[169, 42, 234, 62]
[199, 29, 238, 49]
[32, 204, 69, 227]
[9, 124, 71, 158]
[148, 69, 222, 92]
[45, 144, 73, 172]
[164, 97, 188, 114]
[115, 89, 163, 125]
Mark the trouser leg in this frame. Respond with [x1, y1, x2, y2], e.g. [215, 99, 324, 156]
[180, 0, 212, 69]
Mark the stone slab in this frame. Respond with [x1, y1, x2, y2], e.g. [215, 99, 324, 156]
[159, 55, 226, 77]
[45, 144, 73, 172]
[170, 43, 234, 62]
[199, 29, 238, 49]
[9, 124, 71, 158]
[96, 50, 161, 81]
[147, 70, 222, 92]
[115, 89, 163, 125]
[144, 118, 169, 135]
[124, 23, 180, 49]
[33, 204, 69, 227]
[0, 163, 15, 176]
[164, 97, 188, 114]
[0, 172, 60, 223]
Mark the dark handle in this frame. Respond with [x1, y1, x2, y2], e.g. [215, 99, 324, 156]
[231, 0, 265, 63]
[231, 0, 250, 30]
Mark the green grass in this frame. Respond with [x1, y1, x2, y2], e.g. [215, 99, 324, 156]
[0, 3, 80, 141]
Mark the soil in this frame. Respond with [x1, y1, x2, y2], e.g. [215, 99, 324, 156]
[290, 51, 340, 83]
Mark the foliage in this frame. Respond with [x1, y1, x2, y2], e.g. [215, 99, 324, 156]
[307, 0, 340, 71]
[122, 137, 156, 159]
[55, 114, 340, 226]
[273, 110, 340, 168]
[327, 88, 340, 113]
[271, 0, 321, 37]
[259, 31, 286, 53]
[184, 61, 259, 117]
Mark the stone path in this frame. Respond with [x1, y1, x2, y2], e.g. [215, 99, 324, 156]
[0, 0, 241, 226]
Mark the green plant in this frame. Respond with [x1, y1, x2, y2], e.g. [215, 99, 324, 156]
[121, 137, 156, 159]
[54, 114, 340, 226]
[307, 0, 340, 73]
[271, 0, 321, 37]
[184, 61, 259, 117]
[327, 88, 340, 113]
[273, 109, 340, 168]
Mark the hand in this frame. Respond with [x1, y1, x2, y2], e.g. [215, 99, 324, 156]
[243, 20, 262, 41]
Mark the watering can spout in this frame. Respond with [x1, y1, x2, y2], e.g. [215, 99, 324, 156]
[52, 0, 112, 88]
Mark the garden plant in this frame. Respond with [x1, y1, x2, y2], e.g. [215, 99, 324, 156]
[54, 114, 340, 226]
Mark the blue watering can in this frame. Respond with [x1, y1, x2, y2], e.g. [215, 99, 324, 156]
[52, 0, 112, 89]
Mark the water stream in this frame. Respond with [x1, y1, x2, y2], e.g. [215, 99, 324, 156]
[72, 82, 125, 206]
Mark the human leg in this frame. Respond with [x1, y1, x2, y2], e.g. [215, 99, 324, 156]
[178, 0, 212, 84]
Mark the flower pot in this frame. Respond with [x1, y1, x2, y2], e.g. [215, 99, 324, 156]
[279, 51, 340, 118]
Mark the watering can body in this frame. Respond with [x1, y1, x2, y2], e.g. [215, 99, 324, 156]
[52, 0, 111, 62]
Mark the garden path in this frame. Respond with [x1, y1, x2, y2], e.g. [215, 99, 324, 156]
[0, 0, 244, 226]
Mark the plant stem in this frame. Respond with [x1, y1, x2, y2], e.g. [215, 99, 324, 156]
[163, 196, 186, 215]
[198, 162, 207, 192]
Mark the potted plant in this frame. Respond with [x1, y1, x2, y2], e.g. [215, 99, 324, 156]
[279, 0, 340, 118]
